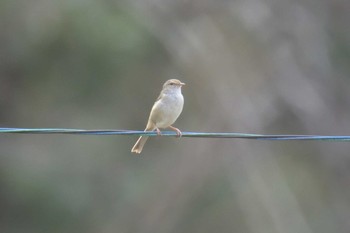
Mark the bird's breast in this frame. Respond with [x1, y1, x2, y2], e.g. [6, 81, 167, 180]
[150, 93, 184, 128]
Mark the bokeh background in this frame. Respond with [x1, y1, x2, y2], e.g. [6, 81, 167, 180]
[1, 0, 350, 232]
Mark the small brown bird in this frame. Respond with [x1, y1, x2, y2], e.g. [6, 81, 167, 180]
[131, 79, 185, 154]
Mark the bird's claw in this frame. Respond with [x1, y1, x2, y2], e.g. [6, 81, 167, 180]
[169, 126, 182, 138]
[175, 129, 182, 138]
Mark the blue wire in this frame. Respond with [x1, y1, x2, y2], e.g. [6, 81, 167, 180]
[0, 128, 350, 141]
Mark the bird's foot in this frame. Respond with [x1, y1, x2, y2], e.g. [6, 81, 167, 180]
[156, 128, 162, 136]
[169, 126, 182, 137]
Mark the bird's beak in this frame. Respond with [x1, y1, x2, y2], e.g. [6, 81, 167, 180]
[180, 82, 186, 86]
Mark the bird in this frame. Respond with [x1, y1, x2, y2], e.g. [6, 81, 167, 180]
[131, 79, 185, 154]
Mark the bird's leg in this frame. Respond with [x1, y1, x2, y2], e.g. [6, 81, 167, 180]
[169, 126, 182, 137]
[155, 127, 162, 136]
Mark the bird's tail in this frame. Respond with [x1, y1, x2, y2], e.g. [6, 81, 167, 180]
[131, 136, 149, 154]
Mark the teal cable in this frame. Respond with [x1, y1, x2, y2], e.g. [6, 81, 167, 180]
[0, 128, 350, 141]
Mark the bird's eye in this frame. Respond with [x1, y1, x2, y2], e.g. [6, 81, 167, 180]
[170, 83, 174, 85]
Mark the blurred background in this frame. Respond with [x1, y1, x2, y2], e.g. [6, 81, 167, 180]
[1, 0, 350, 232]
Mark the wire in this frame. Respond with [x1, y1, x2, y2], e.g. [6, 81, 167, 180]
[0, 128, 350, 141]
